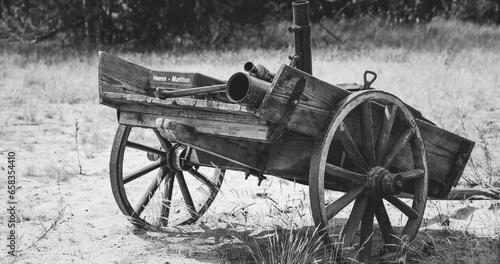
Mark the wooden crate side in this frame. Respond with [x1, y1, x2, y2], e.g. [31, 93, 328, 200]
[98, 52, 151, 107]
[257, 65, 351, 137]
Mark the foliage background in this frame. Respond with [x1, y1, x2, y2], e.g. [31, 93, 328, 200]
[2, 0, 500, 50]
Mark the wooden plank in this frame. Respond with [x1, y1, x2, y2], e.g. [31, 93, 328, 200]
[156, 118, 268, 171]
[119, 104, 264, 125]
[399, 187, 500, 200]
[444, 187, 500, 200]
[265, 134, 315, 178]
[119, 111, 270, 141]
[102, 92, 257, 115]
[428, 138, 475, 198]
[257, 65, 351, 137]
[98, 52, 151, 101]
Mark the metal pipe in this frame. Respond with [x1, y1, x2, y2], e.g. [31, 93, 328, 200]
[244, 62, 275, 82]
[226, 72, 271, 108]
[156, 84, 226, 99]
[290, 1, 312, 75]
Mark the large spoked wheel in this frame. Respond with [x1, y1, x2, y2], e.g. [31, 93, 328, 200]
[110, 124, 224, 228]
[310, 90, 428, 263]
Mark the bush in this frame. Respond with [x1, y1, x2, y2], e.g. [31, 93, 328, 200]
[1, 0, 499, 49]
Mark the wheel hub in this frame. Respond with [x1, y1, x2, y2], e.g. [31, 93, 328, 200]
[367, 166, 404, 198]
[166, 144, 193, 172]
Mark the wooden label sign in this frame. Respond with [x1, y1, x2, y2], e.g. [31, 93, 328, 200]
[150, 71, 196, 89]
[150, 71, 225, 89]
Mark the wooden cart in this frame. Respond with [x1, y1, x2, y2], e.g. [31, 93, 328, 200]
[98, 2, 474, 263]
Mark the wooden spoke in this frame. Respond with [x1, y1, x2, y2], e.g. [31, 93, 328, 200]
[375, 201, 397, 244]
[385, 196, 419, 219]
[359, 199, 375, 263]
[134, 168, 168, 215]
[381, 127, 415, 168]
[153, 129, 172, 150]
[123, 159, 163, 184]
[188, 169, 219, 191]
[126, 140, 165, 156]
[325, 163, 366, 184]
[338, 122, 370, 173]
[175, 172, 197, 217]
[360, 102, 375, 166]
[375, 104, 398, 164]
[160, 171, 175, 226]
[400, 169, 425, 180]
[342, 194, 368, 247]
[326, 185, 365, 220]
[340, 150, 347, 167]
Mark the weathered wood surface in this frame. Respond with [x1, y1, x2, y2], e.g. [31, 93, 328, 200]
[257, 65, 350, 137]
[400, 187, 500, 200]
[266, 135, 315, 178]
[258, 65, 474, 195]
[98, 52, 151, 104]
[156, 117, 317, 178]
[444, 187, 500, 200]
[102, 92, 257, 115]
[120, 111, 270, 141]
[157, 118, 268, 171]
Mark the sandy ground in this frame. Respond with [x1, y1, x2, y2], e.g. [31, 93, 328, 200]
[1, 104, 499, 263]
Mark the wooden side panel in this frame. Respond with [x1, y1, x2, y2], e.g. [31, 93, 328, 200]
[102, 92, 256, 114]
[419, 121, 473, 183]
[98, 52, 152, 107]
[118, 103, 264, 125]
[265, 135, 315, 178]
[119, 111, 270, 141]
[156, 118, 268, 171]
[257, 65, 351, 137]
[419, 122, 475, 198]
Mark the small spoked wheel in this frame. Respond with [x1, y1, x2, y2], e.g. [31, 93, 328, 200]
[309, 90, 428, 263]
[110, 124, 224, 228]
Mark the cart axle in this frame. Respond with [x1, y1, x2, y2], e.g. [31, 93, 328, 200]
[367, 166, 404, 198]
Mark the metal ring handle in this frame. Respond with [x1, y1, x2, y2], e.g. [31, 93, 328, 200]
[363, 70, 378, 90]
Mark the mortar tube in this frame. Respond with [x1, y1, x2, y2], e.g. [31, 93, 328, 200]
[226, 72, 271, 108]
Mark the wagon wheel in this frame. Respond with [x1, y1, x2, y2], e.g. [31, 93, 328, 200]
[309, 90, 428, 263]
[110, 124, 224, 228]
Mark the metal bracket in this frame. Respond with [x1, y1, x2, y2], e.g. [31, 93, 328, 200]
[288, 54, 299, 67]
[267, 77, 306, 142]
[362, 70, 377, 90]
[244, 170, 267, 186]
[288, 24, 311, 33]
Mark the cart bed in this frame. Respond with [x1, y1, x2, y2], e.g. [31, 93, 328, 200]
[98, 52, 474, 198]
